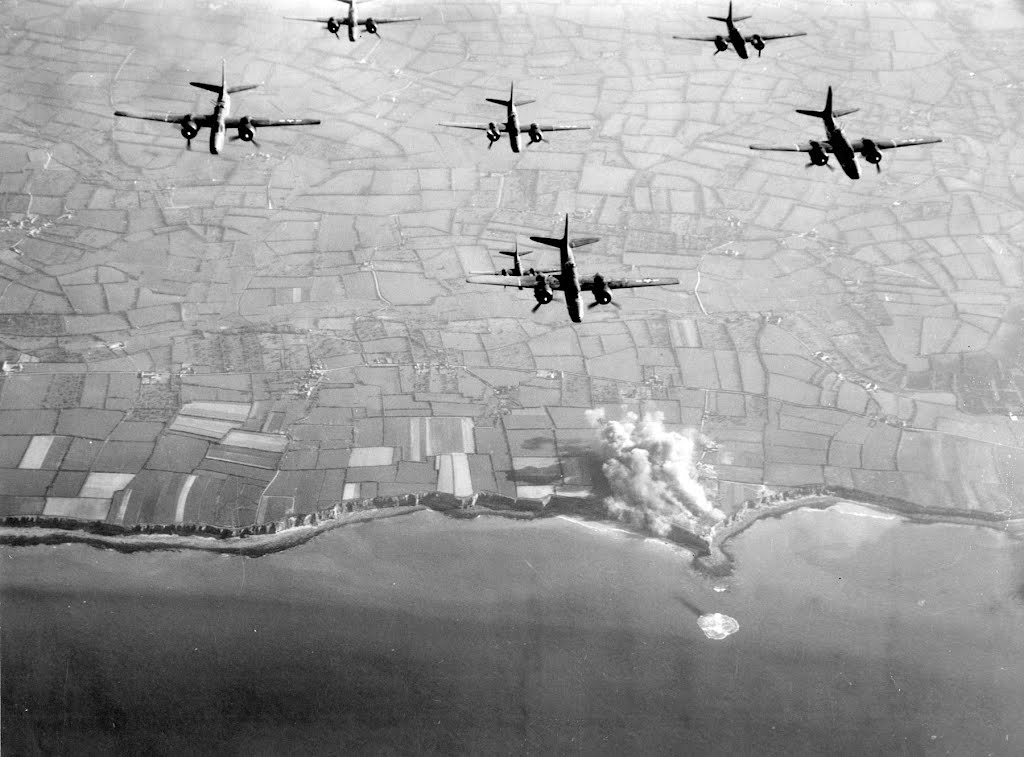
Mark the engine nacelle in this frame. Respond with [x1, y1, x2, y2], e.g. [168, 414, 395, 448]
[860, 138, 882, 165]
[592, 285, 612, 306]
[327, 17, 341, 33]
[808, 140, 829, 167]
[749, 34, 765, 53]
[364, 18, 378, 35]
[486, 122, 501, 143]
[237, 117, 255, 143]
[534, 276, 553, 305]
[713, 35, 728, 53]
[179, 115, 199, 140]
[528, 123, 543, 144]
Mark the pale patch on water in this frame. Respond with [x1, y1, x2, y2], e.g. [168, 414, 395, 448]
[828, 502, 903, 521]
[555, 515, 634, 538]
[698, 612, 739, 640]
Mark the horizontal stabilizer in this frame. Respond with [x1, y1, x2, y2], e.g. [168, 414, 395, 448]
[795, 107, 826, 119]
[529, 235, 563, 248]
[485, 98, 512, 107]
[569, 237, 599, 248]
[227, 84, 260, 94]
[190, 82, 221, 93]
[499, 249, 532, 257]
[832, 107, 859, 118]
[513, 99, 536, 107]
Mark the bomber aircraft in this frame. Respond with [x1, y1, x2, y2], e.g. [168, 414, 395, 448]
[469, 241, 559, 279]
[285, 0, 419, 41]
[113, 61, 320, 154]
[748, 86, 942, 179]
[466, 215, 679, 323]
[439, 83, 590, 153]
[674, 2, 805, 59]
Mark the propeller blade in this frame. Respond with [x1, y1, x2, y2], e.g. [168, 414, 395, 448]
[186, 139, 192, 151]
[875, 162, 881, 174]
[587, 301, 599, 310]
[531, 303, 543, 313]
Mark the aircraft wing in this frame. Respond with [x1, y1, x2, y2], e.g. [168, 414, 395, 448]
[746, 32, 807, 41]
[438, 122, 508, 132]
[114, 111, 211, 126]
[284, 17, 333, 23]
[672, 35, 721, 41]
[533, 124, 590, 132]
[851, 137, 942, 151]
[361, 17, 420, 26]
[226, 118, 321, 128]
[581, 276, 680, 291]
[749, 142, 832, 153]
[467, 274, 546, 289]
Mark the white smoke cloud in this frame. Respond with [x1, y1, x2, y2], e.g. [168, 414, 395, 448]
[586, 409, 724, 538]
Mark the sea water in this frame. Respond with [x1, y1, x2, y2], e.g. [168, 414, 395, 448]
[3, 507, 1022, 755]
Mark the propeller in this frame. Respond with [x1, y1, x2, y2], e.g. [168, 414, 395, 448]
[587, 299, 621, 310]
[186, 138, 191, 151]
[531, 302, 544, 313]
[805, 160, 833, 171]
[230, 135, 261, 149]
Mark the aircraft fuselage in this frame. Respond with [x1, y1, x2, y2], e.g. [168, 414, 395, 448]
[727, 23, 749, 58]
[826, 125, 859, 180]
[507, 104, 522, 153]
[210, 95, 229, 155]
[348, 3, 359, 41]
[558, 239, 583, 323]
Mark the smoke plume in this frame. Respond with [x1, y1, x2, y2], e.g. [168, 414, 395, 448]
[587, 409, 724, 538]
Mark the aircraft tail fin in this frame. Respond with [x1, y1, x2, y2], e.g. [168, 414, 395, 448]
[709, 2, 749, 22]
[192, 59, 230, 96]
[487, 82, 525, 109]
[796, 86, 832, 119]
[795, 87, 852, 121]
[531, 214, 572, 249]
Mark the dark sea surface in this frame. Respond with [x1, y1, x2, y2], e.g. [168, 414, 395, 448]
[3, 507, 1023, 756]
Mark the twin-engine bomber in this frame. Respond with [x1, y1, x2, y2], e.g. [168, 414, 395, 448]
[113, 61, 321, 154]
[674, 2, 806, 59]
[439, 83, 590, 153]
[749, 86, 942, 180]
[467, 215, 679, 323]
[285, 0, 419, 41]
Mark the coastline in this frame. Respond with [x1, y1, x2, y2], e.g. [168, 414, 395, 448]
[3, 486, 1021, 564]
[0, 506, 426, 557]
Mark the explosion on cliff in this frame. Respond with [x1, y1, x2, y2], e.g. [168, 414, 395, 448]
[587, 409, 724, 538]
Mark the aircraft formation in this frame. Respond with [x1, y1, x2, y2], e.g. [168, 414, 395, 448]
[110, 2, 945, 323]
